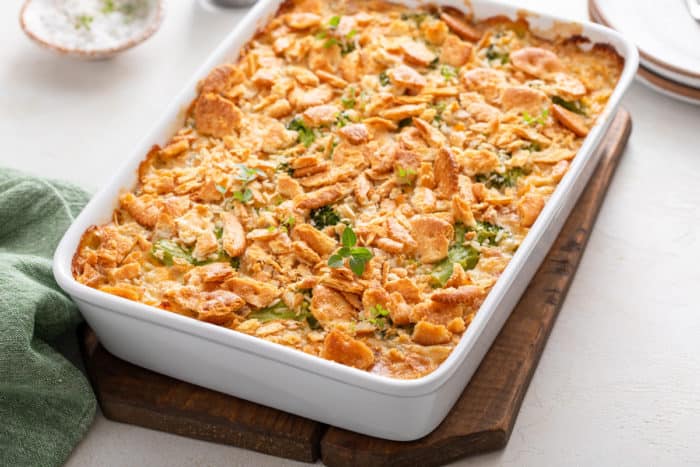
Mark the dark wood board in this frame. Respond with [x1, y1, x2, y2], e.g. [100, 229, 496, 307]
[79, 109, 631, 466]
[78, 327, 324, 463]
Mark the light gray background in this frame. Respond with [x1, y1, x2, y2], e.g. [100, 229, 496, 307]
[1, 0, 699, 465]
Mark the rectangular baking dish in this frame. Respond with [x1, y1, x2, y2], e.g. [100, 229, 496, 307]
[53, 0, 638, 441]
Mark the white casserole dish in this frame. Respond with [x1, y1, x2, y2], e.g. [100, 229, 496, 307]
[53, 0, 638, 441]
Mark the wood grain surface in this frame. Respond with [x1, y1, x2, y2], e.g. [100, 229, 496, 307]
[79, 328, 324, 463]
[79, 109, 631, 466]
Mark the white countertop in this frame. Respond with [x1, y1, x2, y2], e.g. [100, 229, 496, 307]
[2, 1, 699, 466]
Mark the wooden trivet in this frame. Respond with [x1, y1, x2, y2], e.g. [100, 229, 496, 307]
[79, 109, 631, 466]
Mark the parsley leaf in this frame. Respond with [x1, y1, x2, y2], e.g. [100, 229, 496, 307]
[310, 206, 340, 229]
[276, 161, 294, 175]
[341, 87, 356, 109]
[430, 224, 481, 287]
[234, 164, 263, 183]
[335, 111, 351, 127]
[432, 102, 447, 122]
[217, 164, 262, 207]
[440, 64, 457, 80]
[400, 12, 435, 27]
[317, 17, 356, 55]
[323, 37, 338, 48]
[367, 304, 391, 329]
[522, 108, 549, 126]
[398, 117, 413, 128]
[523, 142, 541, 152]
[485, 44, 509, 64]
[379, 70, 390, 86]
[342, 225, 357, 246]
[395, 165, 417, 185]
[287, 117, 316, 147]
[279, 216, 296, 233]
[232, 188, 253, 203]
[328, 225, 373, 276]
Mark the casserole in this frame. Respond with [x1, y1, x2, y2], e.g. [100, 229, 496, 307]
[54, 0, 638, 440]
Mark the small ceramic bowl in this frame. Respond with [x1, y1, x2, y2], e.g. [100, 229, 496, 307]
[20, 0, 165, 60]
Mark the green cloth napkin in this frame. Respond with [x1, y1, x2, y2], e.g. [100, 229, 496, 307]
[0, 168, 96, 467]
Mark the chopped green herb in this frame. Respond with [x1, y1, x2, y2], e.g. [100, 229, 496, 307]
[432, 102, 447, 122]
[522, 108, 549, 126]
[475, 167, 527, 190]
[440, 64, 458, 80]
[339, 37, 357, 55]
[379, 70, 390, 86]
[328, 225, 373, 277]
[310, 206, 341, 229]
[395, 165, 417, 185]
[335, 111, 352, 127]
[428, 57, 440, 70]
[398, 117, 413, 128]
[317, 19, 356, 55]
[214, 226, 224, 239]
[230, 256, 240, 269]
[523, 142, 542, 152]
[217, 165, 262, 207]
[276, 161, 294, 175]
[551, 96, 587, 116]
[430, 246, 480, 287]
[328, 138, 339, 160]
[306, 313, 321, 330]
[400, 12, 435, 27]
[234, 164, 263, 183]
[323, 37, 338, 48]
[287, 117, 316, 147]
[279, 216, 296, 232]
[485, 44, 509, 64]
[430, 223, 481, 287]
[368, 304, 391, 329]
[232, 188, 253, 203]
[341, 87, 356, 109]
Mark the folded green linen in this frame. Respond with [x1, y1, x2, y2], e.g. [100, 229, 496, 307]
[0, 168, 96, 467]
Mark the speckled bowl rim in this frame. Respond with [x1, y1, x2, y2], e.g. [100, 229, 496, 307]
[19, 0, 166, 59]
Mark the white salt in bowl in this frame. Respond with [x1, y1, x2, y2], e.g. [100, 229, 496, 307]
[20, 0, 165, 60]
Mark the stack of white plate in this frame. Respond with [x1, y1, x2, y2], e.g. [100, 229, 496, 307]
[589, 0, 700, 105]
